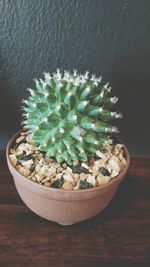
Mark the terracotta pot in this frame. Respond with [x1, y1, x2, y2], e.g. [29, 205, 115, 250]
[6, 131, 130, 225]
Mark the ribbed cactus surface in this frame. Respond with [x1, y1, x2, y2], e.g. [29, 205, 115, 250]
[22, 70, 122, 164]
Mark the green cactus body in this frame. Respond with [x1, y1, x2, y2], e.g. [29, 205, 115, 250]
[22, 70, 122, 165]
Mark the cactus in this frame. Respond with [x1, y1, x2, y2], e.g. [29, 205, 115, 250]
[22, 70, 122, 165]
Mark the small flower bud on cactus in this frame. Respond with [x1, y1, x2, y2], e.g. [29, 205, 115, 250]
[22, 69, 122, 165]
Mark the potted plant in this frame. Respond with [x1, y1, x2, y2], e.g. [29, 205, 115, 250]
[6, 70, 130, 225]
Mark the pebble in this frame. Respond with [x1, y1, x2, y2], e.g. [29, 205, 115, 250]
[72, 173, 80, 182]
[73, 160, 78, 166]
[55, 173, 62, 179]
[35, 173, 44, 183]
[90, 160, 103, 173]
[41, 176, 51, 183]
[24, 143, 33, 151]
[119, 152, 124, 161]
[15, 150, 24, 156]
[45, 157, 54, 164]
[72, 165, 89, 174]
[9, 154, 17, 166]
[44, 182, 51, 187]
[97, 175, 111, 185]
[18, 154, 34, 162]
[63, 173, 74, 182]
[113, 147, 119, 156]
[86, 174, 96, 186]
[16, 143, 26, 153]
[35, 164, 41, 172]
[99, 167, 110, 176]
[62, 181, 73, 190]
[95, 150, 107, 161]
[25, 134, 33, 143]
[107, 165, 112, 174]
[48, 166, 57, 175]
[51, 178, 55, 184]
[16, 165, 30, 177]
[122, 158, 126, 166]
[110, 170, 119, 178]
[66, 167, 73, 173]
[39, 158, 46, 166]
[81, 163, 89, 169]
[21, 131, 27, 136]
[30, 165, 35, 172]
[108, 158, 120, 173]
[16, 135, 26, 144]
[21, 159, 34, 169]
[78, 180, 94, 189]
[27, 174, 32, 180]
[50, 162, 60, 168]
[51, 177, 64, 188]
[79, 172, 87, 181]
[39, 165, 49, 175]
[26, 151, 32, 156]
[32, 176, 37, 182]
[102, 143, 112, 154]
[27, 172, 35, 179]
[56, 167, 64, 173]
[116, 144, 123, 151]
[62, 163, 67, 169]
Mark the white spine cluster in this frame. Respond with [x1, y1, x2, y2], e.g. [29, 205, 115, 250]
[44, 72, 52, 80]
[111, 112, 122, 118]
[110, 96, 118, 104]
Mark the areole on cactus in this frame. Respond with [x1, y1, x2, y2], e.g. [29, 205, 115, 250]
[22, 69, 122, 165]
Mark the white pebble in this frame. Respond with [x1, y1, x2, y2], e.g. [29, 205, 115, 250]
[66, 167, 72, 173]
[55, 173, 62, 179]
[16, 143, 26, 152]
[63, 173, 74, 182]
[21, 159, 33, 165]
[95, 150, 107, 161]
[15, 150, 24, 156]
[86, 175, 96, 186]
[111, 170, 119, 178]
[108, 157, 120, 173]
[81, 163, 89, 169]
[26, 151, 32, 156]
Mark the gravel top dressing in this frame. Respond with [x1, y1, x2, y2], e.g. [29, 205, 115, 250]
[9, 131, 126, 190]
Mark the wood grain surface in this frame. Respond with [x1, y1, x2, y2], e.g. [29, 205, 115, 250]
[0, 149, 150, 267]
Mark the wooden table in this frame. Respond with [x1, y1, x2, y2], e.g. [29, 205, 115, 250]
[0, 149, 150, 267]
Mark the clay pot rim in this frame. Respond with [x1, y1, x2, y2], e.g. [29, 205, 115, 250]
[6, 130, 130, 194]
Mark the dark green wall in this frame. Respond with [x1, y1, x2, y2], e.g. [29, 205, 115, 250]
[0, 0, 150, 155]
